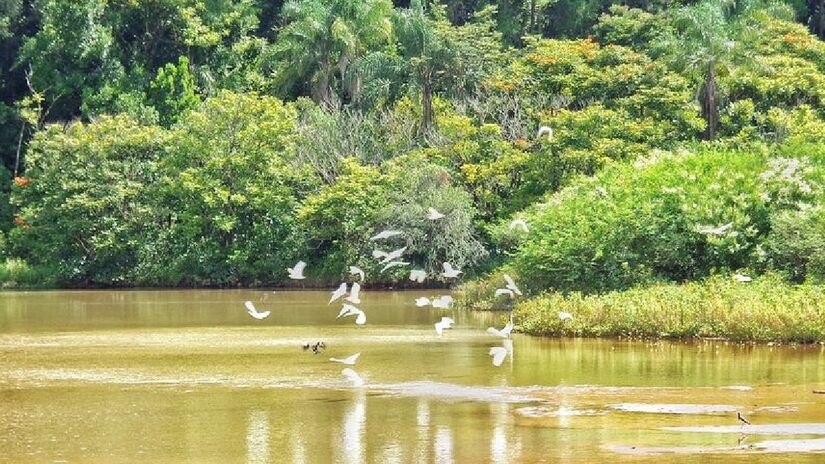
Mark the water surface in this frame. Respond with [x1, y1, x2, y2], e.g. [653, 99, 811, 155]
[1, 289, 824, 462]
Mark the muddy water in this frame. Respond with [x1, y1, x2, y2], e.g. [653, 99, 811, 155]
[1, 289, 824, 463]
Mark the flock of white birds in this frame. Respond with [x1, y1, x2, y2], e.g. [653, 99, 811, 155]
[244, 124, 564, 386]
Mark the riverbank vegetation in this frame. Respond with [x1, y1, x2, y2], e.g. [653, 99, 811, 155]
[1, 0, 825, 344]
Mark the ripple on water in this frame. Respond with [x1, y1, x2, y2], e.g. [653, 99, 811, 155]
[663, 423, 825, 435]
[609, 403, 739, 415]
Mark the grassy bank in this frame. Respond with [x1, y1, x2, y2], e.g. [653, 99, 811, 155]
[514, 275, 825, 343]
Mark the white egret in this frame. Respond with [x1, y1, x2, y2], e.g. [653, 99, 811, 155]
[370, 230, 403, 241]
[244, 301, 271, 320]
[431, 295, 454, 309]
[341, 368, 365, 387]
[379, 246, 407, 264]
[287, 261, 306, 280]
[696, 222, 733, 235]
[494, 288, 514, 298]
[489, 347, 508, 367]
[426, 208, 445, 220]
[409, 269, 427, 283]
[503, 274, 522, 296]
[558, 311, 573, 321]
[381, 261, 409, 272]
[349, 266, 365, 281]
[733, 274, 752, 283]
[415, 297, 431, 307]
[434, 317, 455, 336]
[537, 125, 553, 141]
[337, 304, 367, 325]
[509, 219, 529, 232]
[345, 282, 361, 304]
[442, 262, 462, 278]
[329, 283, 348, 304]
[487, 321, 514, 338]
[372, 250, 389, 260]
[330, 353, 361, 366]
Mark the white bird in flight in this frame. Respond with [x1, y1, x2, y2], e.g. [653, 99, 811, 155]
[558, 311, 573, 321]
[696, 222, 733, 235]
[349, 266, 365, 281]
[381, 261, 409, 272]
[415, 297, 431, 307]
[341, 368, 365, 387]
[426, 208, 445, 220]
[337, 304, 367, 325]
[329, 283, 348, 304]
[733, 273, 752, 283]
[503, 274, 522, 296]
[370, 230, 403, 241]
[330, 352, 361, 366]
[431, 295, 454, 309]
[489, 346, 508, 367]
[487, 321, 514, 338]
[442, 262, 462, 279]
[509, 219, 529, 232]
[537, 125, 553, 141]
[409, 269, 427, 283]
[345, 282, 361, 304]
[434, 317, 455, 336]
[495, 288, 514, 298]
[376, 246, 407, 264]
[244, 301, 271, 320]
[287, 261, 306, 279]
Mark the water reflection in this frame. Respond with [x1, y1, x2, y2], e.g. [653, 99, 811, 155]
[341, 392, 366, 464]
[416, 398, 430, 462]
[246, 410, 269, 464]
[434, 425, 453, 464]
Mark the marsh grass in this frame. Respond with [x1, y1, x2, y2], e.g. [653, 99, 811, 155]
[515, 275, 825, 343]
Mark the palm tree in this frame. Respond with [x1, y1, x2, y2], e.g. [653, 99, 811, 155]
[270, 0, 393, 107]
[665, 0, 791, 140]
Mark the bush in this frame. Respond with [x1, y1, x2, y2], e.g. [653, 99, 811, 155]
[497, 146, 825, 295]
[515, 275, 825, 343]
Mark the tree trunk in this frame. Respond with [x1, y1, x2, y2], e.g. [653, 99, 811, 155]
[529, 0, 537, 33]
[701, 65, 718, 141]
[811, 0, 825, 39]
[421, 70, 434, 132]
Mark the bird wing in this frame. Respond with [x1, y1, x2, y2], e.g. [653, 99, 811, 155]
[501, 321, 514, 336]
[442, 262, 453, 273]
[489, 347, 507, 366]
[487, 327, 503, 337]
[372, 250, 389, 259]
[345, 283, 361, 303]
[354, 310, 367, 325]
[415, 297, 430, 307]
[337, 304, 358, 318]
[495, 288, 513, 298]
[329, 283, 348, 304]
[434, 322, 444, 335]
[344, 352, 361, 364]
[244, 300, 257, 314]
[349, 266, 365, 281]
[341, 368, 365, 387]
[441, 317, 455, 327]
[293, 261, 306, 273]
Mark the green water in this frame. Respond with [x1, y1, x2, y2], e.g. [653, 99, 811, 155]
[1, 289, 824, 463]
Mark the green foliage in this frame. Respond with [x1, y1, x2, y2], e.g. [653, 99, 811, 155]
[148, 56, 199, 126]
[515, 274, 825, 343]
[500, 147, 825, 294]
[295, 158, 389, 281]
[10, 115, 165, 285]
[145, 91, 310, 286]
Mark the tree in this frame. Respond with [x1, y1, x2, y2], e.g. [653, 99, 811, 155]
[663, 0, 793, 140]
[148, 56, 199, 126]
[269, 0, 394, 106]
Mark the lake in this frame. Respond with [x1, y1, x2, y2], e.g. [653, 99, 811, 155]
[1, 289, 824, 463]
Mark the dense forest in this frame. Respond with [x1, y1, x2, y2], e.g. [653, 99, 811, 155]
[1, 0, 825, 291]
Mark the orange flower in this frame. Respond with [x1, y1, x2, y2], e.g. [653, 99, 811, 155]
[515, 138, 529, 149]
[13, 216, 30, 229]
[13, 176, 29, 187]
